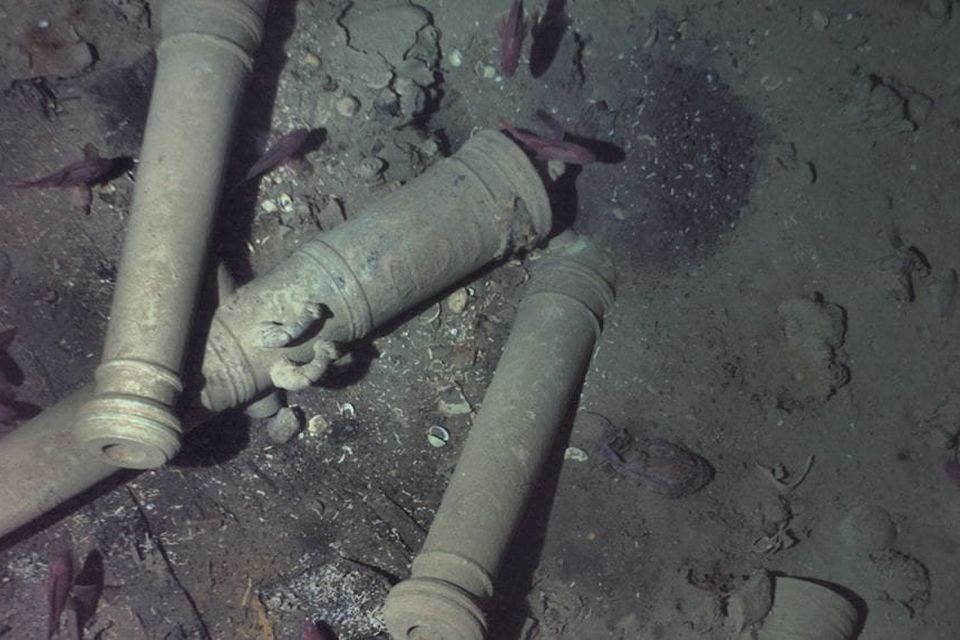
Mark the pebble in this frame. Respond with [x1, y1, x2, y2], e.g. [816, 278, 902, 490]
[266, 406, 304, 444]
[353, 156, 385, 182]
[336, 95, 360, 117]
[303, 52, 321, 66]
[448, 49, 463, 68]
[261, 199, 279, 214]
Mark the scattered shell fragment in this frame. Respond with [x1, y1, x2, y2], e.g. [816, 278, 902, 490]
[417, 303, 441, 325]
[307, 414, 331, 437]
[260, 199, 279, 214]
[338, 402, 356, 418]
[448, 49, 463, 67]
[564, 447, 589, 462]
[336, 95, 360, 117]
[427, 425, 450, 448]
[277, 192, 294, 214]
[446, 288, 469, 314]
[810, 10, 830, 31]
[303, 52, 321, 66]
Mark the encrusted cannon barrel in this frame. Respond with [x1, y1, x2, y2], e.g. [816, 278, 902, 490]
[383, 232, 615, 640]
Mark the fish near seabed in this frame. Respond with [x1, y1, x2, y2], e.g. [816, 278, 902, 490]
[497, 0, 525, 78]
[497, 117, 597, 164]
[233, 128, 311, 191]
[14, 154, 119, 189]
[47, 549, 74, 639]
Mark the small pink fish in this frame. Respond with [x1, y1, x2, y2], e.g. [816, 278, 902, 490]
[15, 156, 119, 189]
[47, 549, 73, 639]
[497, 0, 525, 78]
[497, 117, 596, 164]
[236, 128, 311, 189]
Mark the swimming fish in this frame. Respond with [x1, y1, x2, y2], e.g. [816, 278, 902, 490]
[235, 128, 311, 189]
[15, 155, 119, 189]
[46, 549, 74, 639]
[497, 0, 525, 78]
[497, 117, 596, 164]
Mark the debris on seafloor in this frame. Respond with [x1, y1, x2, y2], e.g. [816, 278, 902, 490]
[497, 0, 526, 78]
[601, 429, 714, 499]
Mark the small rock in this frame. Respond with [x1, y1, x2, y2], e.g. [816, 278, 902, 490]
[437, 385, 472, 416]
[303, 51, 321, 66]
[478, 63, 497, 79]
[353, 156, 385, 182]
[810, 9, 829, 31]
[564, 447, 589, 462]
[261, 199, 278, 214]
[266, 406, 304, 443]
[307, 414, 331, 437]
[448, 49, 463, 68]
[446, 288, 469, 314]
[336, 95, 360, 117]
